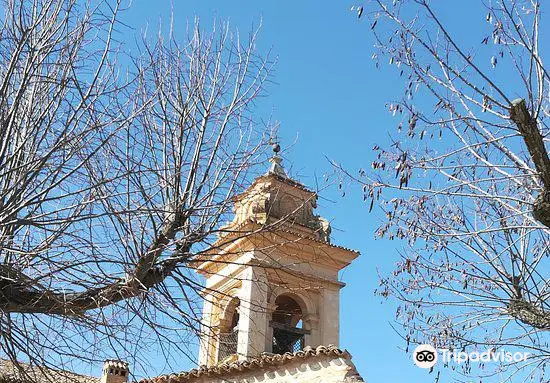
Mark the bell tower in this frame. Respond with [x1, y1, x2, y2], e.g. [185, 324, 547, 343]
[194, 145, 359, 366]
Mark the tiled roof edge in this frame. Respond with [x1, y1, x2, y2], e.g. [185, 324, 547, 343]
[139, 345, 350, 383]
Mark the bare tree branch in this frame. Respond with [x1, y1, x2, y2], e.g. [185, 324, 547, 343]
[344, 1, 550, 381]
[0, 0, 277, 379]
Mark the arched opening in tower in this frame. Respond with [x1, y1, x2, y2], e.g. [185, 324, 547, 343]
[218, 298, 240, 362]
[271, 295, 308, 354]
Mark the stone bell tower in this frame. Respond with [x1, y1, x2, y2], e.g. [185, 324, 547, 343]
[194, 145, 359, 366]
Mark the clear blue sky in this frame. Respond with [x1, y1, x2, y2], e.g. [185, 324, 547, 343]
[115, 2, 494, 382]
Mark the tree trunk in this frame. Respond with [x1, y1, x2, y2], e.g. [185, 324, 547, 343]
[509, 99, 550, 228]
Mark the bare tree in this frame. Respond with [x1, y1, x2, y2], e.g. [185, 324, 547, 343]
[340, 0, 549, 381]
[0, 0, 274, 378]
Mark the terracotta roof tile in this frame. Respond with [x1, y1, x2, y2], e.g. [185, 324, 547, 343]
[275, 227, 360, 255]
[0, 359, 99, 383]
[139, 345, 350, 383]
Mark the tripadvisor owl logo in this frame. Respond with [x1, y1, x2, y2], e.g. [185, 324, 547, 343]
[412, 344, 531, 369]
[413, 344, 438, 368]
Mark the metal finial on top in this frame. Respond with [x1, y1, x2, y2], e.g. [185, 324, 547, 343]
[266, 139, 287, 178]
